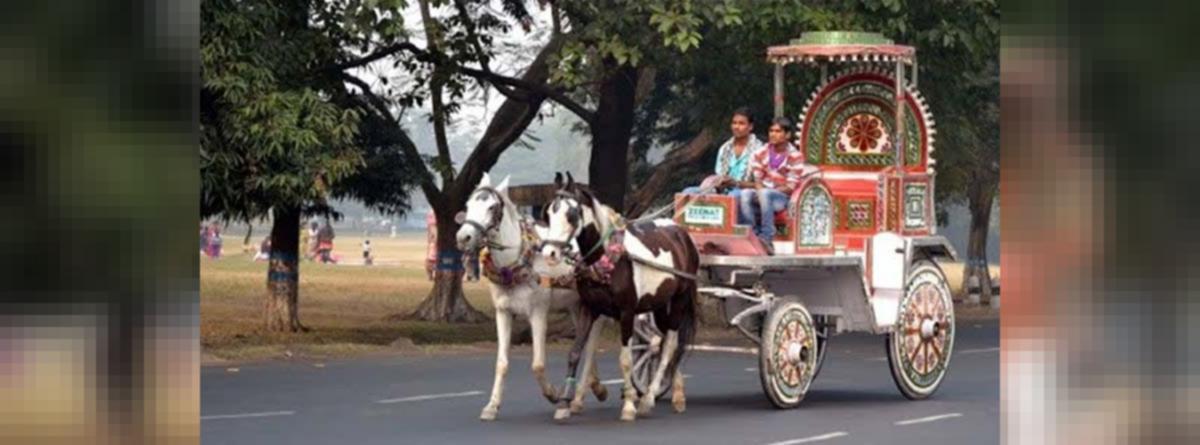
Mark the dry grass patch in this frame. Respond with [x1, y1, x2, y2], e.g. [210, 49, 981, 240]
[202, 233, 497, 361]
[204, 233, 998, 362]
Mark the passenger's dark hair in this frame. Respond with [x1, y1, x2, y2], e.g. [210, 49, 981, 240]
[731, 107, 754, 125]
[769, 116, 793, 132]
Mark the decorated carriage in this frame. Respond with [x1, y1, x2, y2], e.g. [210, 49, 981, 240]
[631, 32, 958, 408]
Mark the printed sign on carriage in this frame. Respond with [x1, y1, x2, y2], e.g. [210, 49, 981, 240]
[683, 203, 725, 226]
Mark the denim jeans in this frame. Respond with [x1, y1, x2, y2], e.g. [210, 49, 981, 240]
[683, 186, 749, 224]
[739, 188, 789, 242]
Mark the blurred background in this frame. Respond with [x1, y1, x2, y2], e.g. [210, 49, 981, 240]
[1003, 0, 1200, 443]
[0, 0, 199, 444]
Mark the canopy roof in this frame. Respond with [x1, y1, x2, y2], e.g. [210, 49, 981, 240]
[767, 31, 915, 64]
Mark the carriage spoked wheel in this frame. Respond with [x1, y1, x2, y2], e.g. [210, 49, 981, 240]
[886, 260, 955, 400]
[759, 300, 818, 409]
[630, 313, 672, 400]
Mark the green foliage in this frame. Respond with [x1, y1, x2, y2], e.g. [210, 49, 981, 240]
[606, 0, 998, 216]
[201, 0, 418, 221]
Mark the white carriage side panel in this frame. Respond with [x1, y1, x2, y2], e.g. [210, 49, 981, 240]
[870, 232, 908, 330]
[773, 241, 794, 255]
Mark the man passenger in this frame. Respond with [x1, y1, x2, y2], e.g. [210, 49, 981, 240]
[742, 117, 813, 254]
[683, 107, 764, 223]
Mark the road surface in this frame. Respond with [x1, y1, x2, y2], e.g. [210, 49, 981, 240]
[202, 320, 998, 445]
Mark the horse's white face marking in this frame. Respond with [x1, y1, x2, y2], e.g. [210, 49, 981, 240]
[456, 190, 499, 251]
[456, 175, 511, 252]
[541, 197, 592, 262]
[623, 234, 675, 301]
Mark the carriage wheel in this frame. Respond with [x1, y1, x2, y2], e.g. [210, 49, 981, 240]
[630, 314, 671, 400]
[886, 260, 955, 400]
[759, 301, 818, 409]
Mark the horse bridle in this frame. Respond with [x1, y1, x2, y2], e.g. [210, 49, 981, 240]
[539, 191, 582, 254]
[460, 186, 515, 251]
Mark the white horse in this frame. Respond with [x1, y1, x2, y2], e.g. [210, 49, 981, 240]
[455, 173, 608, 421]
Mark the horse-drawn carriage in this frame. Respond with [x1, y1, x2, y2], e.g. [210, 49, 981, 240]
[624, 31, 958, 407]
[457, 32, 958, 422]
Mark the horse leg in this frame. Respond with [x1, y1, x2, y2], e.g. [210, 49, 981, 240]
[529, 307, 557, 404]
[481, 309, 512, 421]
[638, 329, 678, 415]
[587, 318, 608, 402]
[553, 308, 593, 421]
[671, 369, 687, 413]
[619, 313, 639, 422]
[571, 317, 606, 413]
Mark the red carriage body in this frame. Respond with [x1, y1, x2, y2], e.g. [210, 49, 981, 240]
[649, 32, 960, 408]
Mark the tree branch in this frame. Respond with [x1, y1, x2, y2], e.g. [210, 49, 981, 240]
[451, 33, 566, 200]
[458, 65, 596, 124]
[624, 128, 714, 216]
[340, 73, 444, 211]
[418, 0, 455, 185]
[450, 0, 531, 102]
[328, 36, 596, 125]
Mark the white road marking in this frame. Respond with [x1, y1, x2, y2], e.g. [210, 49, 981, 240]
[688, 344, 758, 354]
[763, 431, 848, 445]
[745, 367, 757, 372]
[957, 347, 1000, 354]
[376, 390, 483, 404]
[893, 412, 963, 425]
[201, 410, 295, 421]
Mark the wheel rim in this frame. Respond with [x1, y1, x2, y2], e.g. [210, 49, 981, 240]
[894, 269, 954, 393]
[768, 306, 816, 404]
[630, 315, 670, 399]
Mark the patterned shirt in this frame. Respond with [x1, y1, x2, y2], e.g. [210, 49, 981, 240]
[714, 135, 765, 182]
[751, 142, 812, 194]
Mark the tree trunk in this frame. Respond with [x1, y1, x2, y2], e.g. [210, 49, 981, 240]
[265, 206, 305, 332]
[963, 181, 996, 304]
[624, 128, 714, 216]
[407, 206, 489, 323]
[587, 64, 640, 209]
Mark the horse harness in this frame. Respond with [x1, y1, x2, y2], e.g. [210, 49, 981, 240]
[546, 189, 709, 287]
[466, 186, 573, 289]
[478, 218, 541, 287]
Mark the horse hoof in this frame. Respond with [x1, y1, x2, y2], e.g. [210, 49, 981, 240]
[553, 408, 571, 422]
[592, 385, 609, 402]
[620, 408, 637, 422]
[672, 398, 687, 413]
[637, 402, 654, 416]
[569, 400, 585, 414]
[480, 406, 498, 421]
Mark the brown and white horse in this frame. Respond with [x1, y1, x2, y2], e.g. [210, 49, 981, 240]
[455, 173, 608, 421]
[540, 173, 699, 422]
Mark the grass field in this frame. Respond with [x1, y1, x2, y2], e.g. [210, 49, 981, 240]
[201, 233, 504, 361]
[202, 232, 997, 363]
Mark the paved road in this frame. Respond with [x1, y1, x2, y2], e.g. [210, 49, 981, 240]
[202, 320, 997, 445]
